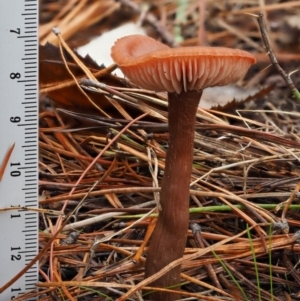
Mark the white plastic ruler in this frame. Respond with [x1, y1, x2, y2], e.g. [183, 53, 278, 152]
[0, 0, 39, 300]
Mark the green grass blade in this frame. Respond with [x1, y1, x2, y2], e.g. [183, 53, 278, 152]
[246, 224, 261, 301]
[212, 250, 250, 301]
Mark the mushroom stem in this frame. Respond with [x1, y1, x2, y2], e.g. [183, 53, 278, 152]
[145, 90, 202, 301]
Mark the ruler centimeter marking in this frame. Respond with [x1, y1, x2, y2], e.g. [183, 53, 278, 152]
[0, 0, 39, 300]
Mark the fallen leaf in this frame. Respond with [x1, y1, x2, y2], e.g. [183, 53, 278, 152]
[40, 42, 125, 114]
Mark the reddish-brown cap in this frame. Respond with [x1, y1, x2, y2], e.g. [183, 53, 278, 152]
[111, 35, 256, 94]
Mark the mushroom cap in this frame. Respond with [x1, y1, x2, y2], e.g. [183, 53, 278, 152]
[111, 35, 256, 94]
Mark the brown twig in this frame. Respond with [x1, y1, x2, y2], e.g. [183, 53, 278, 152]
[256, 12, 300, 101]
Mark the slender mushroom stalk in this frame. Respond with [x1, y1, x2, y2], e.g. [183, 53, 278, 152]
[145, 90, 202, 300]
[111, 35, 256, 301]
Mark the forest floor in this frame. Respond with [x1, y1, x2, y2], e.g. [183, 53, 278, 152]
[17, 1, 300, 300]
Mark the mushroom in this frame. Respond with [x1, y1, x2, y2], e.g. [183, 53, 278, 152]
[111, 35, 256, 300]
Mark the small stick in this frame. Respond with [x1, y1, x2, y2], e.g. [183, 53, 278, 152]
[118, 0, 176, 46]
[256, 12, 300, 101]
